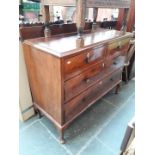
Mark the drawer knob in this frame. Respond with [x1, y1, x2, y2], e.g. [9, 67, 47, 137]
[102, 63, 105, 67]
[117, 42, 122, 49]
[110, 78, 114, 81]
[82, 97, 86, 102]
[85, 78, 90, 83]
[113, 62, 117, 65]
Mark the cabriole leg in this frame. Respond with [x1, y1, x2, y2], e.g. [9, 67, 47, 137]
[34, 105, 43, 118]
[115, 83, 121, 94]
[60, 129, 65, 144]
[38, 110, 43, 119]
[35, 108, 43, 119]
[125, 66, 128, 84]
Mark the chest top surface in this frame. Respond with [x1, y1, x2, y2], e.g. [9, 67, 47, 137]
[24, 29, 132, 57]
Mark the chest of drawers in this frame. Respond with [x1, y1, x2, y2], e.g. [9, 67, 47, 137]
[23, 29, 132, 143]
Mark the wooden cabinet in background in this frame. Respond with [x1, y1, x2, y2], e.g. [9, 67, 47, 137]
[23, 29, 132, 143]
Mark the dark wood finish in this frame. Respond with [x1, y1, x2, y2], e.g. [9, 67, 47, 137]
[23, 29, 132, 142]
[41, 0, 131, 44]
[115, 83, 121, 94]
[23, 45, 64, 125]
[64, 60, 106, 102]
[19, 26, 44, 41]
[60, 129, 65, 144]
[19, 23, 93, 41]
[22, 0, 133, 143]
[49, 24, 64, 35]
[122, 38, 135, 82]
[124, 65, 128, 83]
[24, 29, 131, 57]
[108, 38, 130, 59]
[128, 53, 135, 80]
[65, 69, 122, 121]
[64, 44, 107, 77]
[19, 22, 44, 27]
[63, 23, 77, 33]
[84, 22, 93, 30]
[100, 21, 117, 29]
[64, 55, 125, 102]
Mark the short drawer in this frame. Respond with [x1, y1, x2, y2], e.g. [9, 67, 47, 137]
[64, 61, 106, 102]
[65, 69, 122, 122]
[105, 55, 125, 69]
[108, 38, 130, 58]
[64, 45, 107, 77]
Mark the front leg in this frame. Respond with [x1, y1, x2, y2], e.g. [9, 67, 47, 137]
[37, 110, 43, 119]
[60, 129, 65, 144]
[115, 83, 121, 94]
[34, 106, 43, 118]
[35, 108, 43, 119]
[125, 66, 128, 84]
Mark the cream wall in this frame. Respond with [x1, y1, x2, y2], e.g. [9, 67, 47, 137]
[19, 41, 35, 122]
[88, 8, 119, 22]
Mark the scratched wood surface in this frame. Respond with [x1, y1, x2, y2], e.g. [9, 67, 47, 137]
[24, 29, 132, 57]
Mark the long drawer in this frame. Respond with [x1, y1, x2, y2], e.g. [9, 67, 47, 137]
[64, 55, 125, 102]
[64, 61, 106, 102]
[64, 44, 107, 79]
[64, 69, 122, 122]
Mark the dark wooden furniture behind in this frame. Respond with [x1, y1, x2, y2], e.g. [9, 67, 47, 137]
[23, 29, 132, 143]
[19, 22, 93, 40]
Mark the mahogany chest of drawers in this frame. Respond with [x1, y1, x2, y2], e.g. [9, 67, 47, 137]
[23, 29, 132, 143]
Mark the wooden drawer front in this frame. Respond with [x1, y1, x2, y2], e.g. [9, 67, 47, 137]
[65, 69, 122, 122]
[64, 61, 106, 102]
[105, 55, 125, 69]
[108, 38, 130, 58]
[64, 45, 107, 76]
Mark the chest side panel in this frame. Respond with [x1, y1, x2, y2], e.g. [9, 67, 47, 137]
[23, 43, 63, 125]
